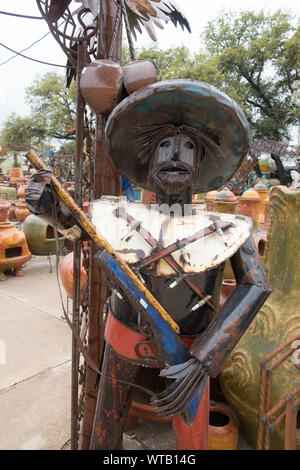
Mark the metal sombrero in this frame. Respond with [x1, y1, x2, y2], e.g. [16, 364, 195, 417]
[105, 79, 250, 193]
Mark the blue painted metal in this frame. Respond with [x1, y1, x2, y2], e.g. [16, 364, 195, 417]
[95, 249, 203, 424]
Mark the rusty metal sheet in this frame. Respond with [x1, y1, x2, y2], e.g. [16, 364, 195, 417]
[90, 199, 252, 275]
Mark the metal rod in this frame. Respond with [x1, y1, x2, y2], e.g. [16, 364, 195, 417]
[284, 398, 297, 450]
[71, 42, 85, 451]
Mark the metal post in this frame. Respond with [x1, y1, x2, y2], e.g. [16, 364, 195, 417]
[71, 43, 85, 450]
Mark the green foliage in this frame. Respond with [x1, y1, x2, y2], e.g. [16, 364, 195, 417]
[25, 72, 77, 141]
[124, 9, 299, 143]
[0, 72, 76, 152]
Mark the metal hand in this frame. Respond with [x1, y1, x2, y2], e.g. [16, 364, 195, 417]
[151, 357, 208, 420]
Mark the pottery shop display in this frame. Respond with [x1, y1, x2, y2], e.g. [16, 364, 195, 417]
[0, 221, 31, 280]
[220, 186, 300, 450]
[15, 185, 30, 222]
[23, 214, 66, 256]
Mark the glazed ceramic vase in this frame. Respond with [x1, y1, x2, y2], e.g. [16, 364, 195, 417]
[220, 186, 300, 450]
[23, 214, 65, 256]
[0, 221, 31, 280]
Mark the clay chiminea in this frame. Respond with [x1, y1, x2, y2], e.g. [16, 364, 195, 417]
[0, 221, 31, 280]
[204, 190, 218, 212]
[23, 214, 66, 256]
[220, 185, 300, 450]
[239, 188, 262, 229]
[214, 187, 238, 215]
[15, 185, 31, 222]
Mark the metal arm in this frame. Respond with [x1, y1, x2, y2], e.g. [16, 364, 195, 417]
[151, 235, 271, 420]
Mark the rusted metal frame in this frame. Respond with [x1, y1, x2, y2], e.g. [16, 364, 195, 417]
[135, 221, 232, 270]
[116, 207, 217, 309]
[257, 332, 300, 450]
[71, 43, 86, 451]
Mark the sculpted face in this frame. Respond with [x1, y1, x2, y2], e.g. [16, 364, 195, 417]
[151, 133, 198, 194]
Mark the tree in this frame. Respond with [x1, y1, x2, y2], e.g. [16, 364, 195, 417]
[25, 72, 77, 141]
[201, 9, 299, 141]
[0, 72, 77, 154]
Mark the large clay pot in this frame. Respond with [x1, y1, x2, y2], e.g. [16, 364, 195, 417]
[208, 405, 239, 450]
[59, 250, 87, 299]
[23, 214, 65, 255]
[220, 186, 300, 450]
[0, 221, 31, 280]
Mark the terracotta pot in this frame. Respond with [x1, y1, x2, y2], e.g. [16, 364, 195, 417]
[0, 221, 31, 280]
[23, 214, 65, 255]
[208, 405, 239, 450]
[7, 167, 22, 182]
[59, 250, 87, 299]
[15, 185, 30, 222]
[0, 201, 10, 222]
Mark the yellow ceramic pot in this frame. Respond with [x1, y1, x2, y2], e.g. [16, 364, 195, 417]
[208, 405, 239, 450]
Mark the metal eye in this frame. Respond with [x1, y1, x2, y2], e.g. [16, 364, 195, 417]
[185, 141, 194, 149]
[160, 140, 171, 148]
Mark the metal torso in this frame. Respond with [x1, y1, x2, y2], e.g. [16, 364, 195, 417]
[91, 197, 252, 335]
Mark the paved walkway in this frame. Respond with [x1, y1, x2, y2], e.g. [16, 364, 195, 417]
[0, 256, 72, 450]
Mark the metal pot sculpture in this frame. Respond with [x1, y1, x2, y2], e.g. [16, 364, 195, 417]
[220, 185, 300, 450]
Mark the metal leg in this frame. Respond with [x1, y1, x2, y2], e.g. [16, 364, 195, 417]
[90, 343, 141, 450]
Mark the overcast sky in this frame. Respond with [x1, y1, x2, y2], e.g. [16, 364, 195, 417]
[0, 0, 299, 132]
